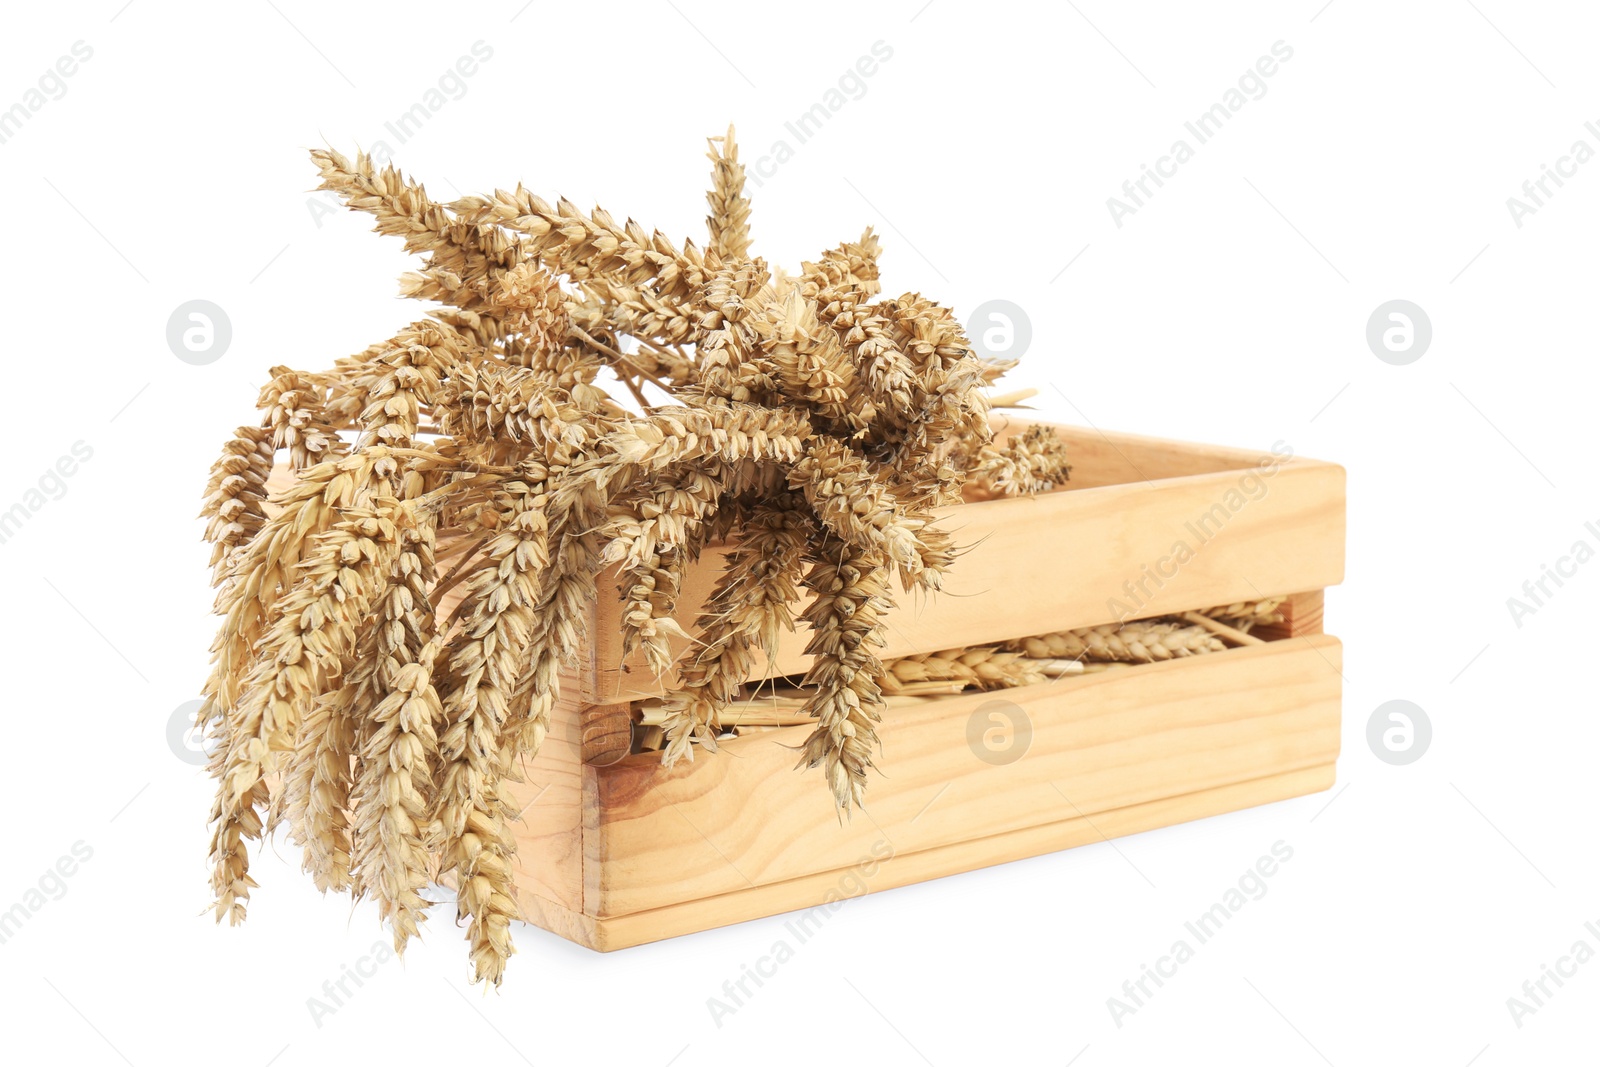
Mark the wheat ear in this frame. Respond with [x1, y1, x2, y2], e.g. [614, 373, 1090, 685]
[1201, 597, 1287, 631]
[705, 124, 752, 261]
[882, 647, 1046, 693]
[347, 502, 444, 951]
[1007, 620, 1226, 663]
[659, 495, 811, 763]
[199, 424, 274, 587]
[433, 475, 550, 984]
[795, 537, 890, 810]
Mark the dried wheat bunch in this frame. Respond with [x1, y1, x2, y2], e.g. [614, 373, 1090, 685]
[198, 127, 1058, 983]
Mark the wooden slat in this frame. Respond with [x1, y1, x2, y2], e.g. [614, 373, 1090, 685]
[578, 635, 1342, 920]
[590, 444, 1345, 702]
[571, 763, 1334, 951]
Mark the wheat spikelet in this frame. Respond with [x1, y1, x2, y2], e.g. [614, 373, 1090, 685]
[790, 436, 933, 590]
[355, 322, 457, 448]
[454, 187, 718, 312]
[871, 295, 994, 510]
[258, 368, 346, 470]
[350, 639, 444, 948]
[501, 457, 604, 765]
[690, 259, 774, 402]
[599, 399, 812, 473]
[278, 490, 447, 895]
[282, 682, 359, 894]
[800, 230, 882, 318]
[756, 288, 861, 430]
[200, 451, 383, 775]
[312, 147, 525, 316]
[840, 305, 918, 431]
[604, 468, 724, 676]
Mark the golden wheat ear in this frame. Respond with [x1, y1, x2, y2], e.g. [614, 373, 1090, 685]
[793, 536, 890, 812]
[659, 495, 810, 764]
[706, 123, 752, 262]
[198, 425, 273, 588]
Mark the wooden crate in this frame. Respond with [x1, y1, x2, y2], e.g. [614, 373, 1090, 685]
[504, 421, 1345, 950]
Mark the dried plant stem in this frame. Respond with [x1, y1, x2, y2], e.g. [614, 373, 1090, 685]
[985, 387, 1039, 408]
[568, 325, 678, 394]
[430, 534, 491, 608]
[1178, 611, 1265, 647]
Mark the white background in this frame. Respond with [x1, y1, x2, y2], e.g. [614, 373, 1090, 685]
[1, 1, 1596, 1064]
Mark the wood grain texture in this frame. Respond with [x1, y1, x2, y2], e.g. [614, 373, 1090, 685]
[589, 423, 1345, 703]
[572, 764, 1334, 951]
[986, 414, 1298, 488]
[576, 635, 1342, 920]
[579, 703, 634, 767]
[503, 666, 587, 912]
